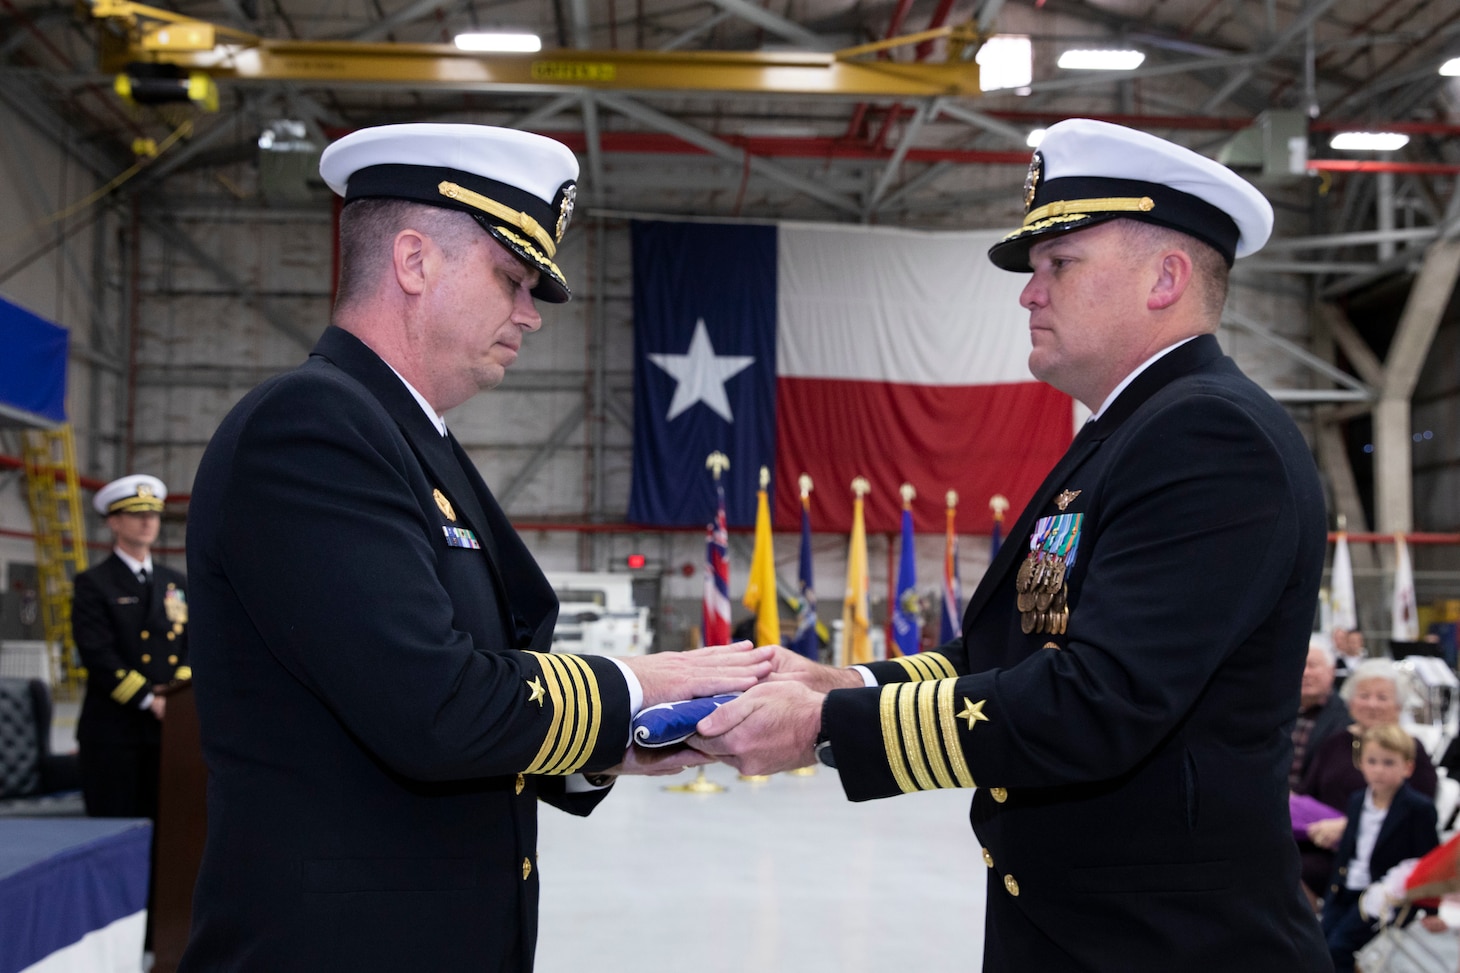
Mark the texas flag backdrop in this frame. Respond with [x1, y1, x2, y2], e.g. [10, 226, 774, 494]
[628, 220, 1073, 533]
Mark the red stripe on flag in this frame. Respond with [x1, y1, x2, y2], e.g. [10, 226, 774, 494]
[774, 377, 1072, 533]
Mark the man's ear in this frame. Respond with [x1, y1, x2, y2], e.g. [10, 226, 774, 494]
[1148, 248, 1194, 312]
[393, 229, 429, 296]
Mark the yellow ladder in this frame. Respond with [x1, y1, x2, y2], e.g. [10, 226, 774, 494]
[21, 425, 90, 698]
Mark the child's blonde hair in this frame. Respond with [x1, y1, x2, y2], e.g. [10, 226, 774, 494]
[1361, 723, 1415, 762]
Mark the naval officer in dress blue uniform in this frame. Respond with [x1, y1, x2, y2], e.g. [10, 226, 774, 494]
[180, 124, 771, 973]
[72, 473, 190, 819]
[692, 119, 1331, 971]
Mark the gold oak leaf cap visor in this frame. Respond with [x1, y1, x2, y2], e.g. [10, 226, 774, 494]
[988, 117, 1274, 273]
[319, 123, 580, 303]
[95, 474, 167, 515]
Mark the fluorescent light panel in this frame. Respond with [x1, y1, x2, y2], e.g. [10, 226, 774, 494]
[1057, 49, 1145, 71]
[1441, 57, 1460, 77]
[1329, 131, 1410, 152]
[454, 32, 541, 52]
[977, 35, 1032, 92]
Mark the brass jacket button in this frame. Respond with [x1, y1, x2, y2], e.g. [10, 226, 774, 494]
[522, 857, 533, 880]
[982, 848, 994, 868]
[515, 774, 526, 795]
[990, 787, 1008, 803]
[1004, 874, 1020, 897]
[141, 654, 151, 664]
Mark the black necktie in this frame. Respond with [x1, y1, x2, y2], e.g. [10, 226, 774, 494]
[137, 568, 149, 585]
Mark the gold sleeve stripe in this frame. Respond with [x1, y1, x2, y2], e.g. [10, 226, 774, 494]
[928, 652, 957, 679]
[111, 670, 147, 705]
[890, 654, 934, 681]
[521, 653, 604, 776]
[936, 679, 977, 787]
[916, 681, 956, 789]
[879, 685, 917, 794]
[549, 654, 601, 775]
[898, 682, 936, 791]
[523, 653, 570, 775]
[534, 655, 578, 774]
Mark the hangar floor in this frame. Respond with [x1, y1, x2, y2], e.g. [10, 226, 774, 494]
[536, 763, 986, 973]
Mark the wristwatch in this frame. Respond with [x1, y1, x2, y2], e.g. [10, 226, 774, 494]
[815, 707, 836, 768]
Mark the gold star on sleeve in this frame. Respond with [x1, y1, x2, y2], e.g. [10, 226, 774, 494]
[956, 697, 990, 730]
[527, 676, 546, 706]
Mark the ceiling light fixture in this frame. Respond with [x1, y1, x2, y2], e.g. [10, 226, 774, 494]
[454, 32, 541, 53]
[1329, 132, 1410, 152]
[1056, 49, 1145, 71]
[1441, 57, 1460, 76]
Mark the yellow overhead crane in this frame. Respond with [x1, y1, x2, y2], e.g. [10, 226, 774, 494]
[92, 0, 983, 99]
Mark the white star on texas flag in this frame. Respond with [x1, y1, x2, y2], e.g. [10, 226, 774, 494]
[647, 318, 756, 422]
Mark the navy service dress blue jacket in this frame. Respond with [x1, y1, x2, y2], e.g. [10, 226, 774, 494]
[824, 335, 1331, 972]
[181, 326, 631, 973]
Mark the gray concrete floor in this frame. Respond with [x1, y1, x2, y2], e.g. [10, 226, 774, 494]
[536, 764, 986, 973]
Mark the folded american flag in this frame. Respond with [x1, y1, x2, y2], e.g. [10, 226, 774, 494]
[631, 694, 740, 747]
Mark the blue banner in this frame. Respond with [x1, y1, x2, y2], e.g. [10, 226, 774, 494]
[627, 221, 777, 527]
[791, 497, 819, 660]
[892, 505, 920, 655]
[0, 296, 68, 425]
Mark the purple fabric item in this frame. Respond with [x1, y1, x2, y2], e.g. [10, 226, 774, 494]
[1290, 792, 1344, 839]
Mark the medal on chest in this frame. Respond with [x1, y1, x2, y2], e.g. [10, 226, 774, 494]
[1016, 512, 1082, 635]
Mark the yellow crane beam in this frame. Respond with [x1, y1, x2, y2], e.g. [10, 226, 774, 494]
[93, 1, 983, 98]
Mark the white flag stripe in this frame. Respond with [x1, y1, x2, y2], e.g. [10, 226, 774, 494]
[1391, 534, 1419, 642]
[777, 222, 1034, 386]
[1329, 533, 1357, 633]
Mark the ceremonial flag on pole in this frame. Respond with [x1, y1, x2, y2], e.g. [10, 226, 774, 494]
[703, 455, 732, 647]
[791, 475, 820, 660]
[892, 484, 920, 657]
[989, 494, 1009, 560]
[940, 491, 963, 644]
[1330, 519, 1357, 634]
[628, 220, 1072, 532]
[842, 478, 872, 666]
[1392, 532, 1419, 642]
[743, 467, 781, 647]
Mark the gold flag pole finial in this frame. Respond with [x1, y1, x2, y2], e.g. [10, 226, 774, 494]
[664, 767, 727, 794]
[706, 451, 730, 481]
[798, 473, 813, 500]
[759, 465, 770, 489]
[989, 494, 1010, 522]
[900, 482, 916, 508]
[947, 490, 959, 509]
[851, 476, 870, 498]
[1337, 513, 1347, 532]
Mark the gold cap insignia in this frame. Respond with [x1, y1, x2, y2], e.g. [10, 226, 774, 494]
[137, 484, 155, 498]
[1055, 489, 1081, 511]
[1023, 151, 1042, 212]
[433, 488, 456, 522]
[554, 182, 576, 243]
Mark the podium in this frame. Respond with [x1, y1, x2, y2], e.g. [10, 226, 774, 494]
[152, 680, 208, 973]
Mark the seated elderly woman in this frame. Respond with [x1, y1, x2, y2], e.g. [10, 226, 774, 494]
[1295, 658, 1438, 899]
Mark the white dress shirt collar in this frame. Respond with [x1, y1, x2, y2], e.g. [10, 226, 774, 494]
[1088, 336, 1199, 423]
[385, 364, 447, 436]
[114, 548, 153, 579]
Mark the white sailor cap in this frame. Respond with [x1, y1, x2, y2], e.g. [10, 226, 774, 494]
[319, 123, 580, 303]
[989, 118, 1274, 272]
[95, 474, 167, 516]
